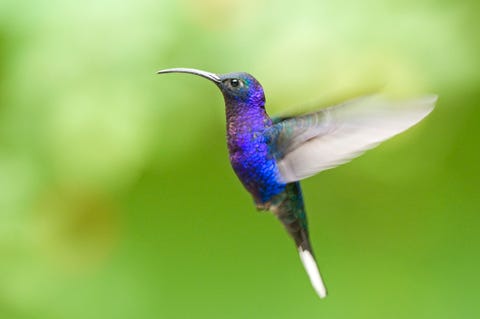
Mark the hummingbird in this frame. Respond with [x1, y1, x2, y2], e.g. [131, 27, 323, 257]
[157, 67, 436, 299]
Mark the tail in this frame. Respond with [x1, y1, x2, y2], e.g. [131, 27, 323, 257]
[270, 182, 328, 299]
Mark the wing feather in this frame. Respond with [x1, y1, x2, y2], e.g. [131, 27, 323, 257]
[272, 95, 437, 183]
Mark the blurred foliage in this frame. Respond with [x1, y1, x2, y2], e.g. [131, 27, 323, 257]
[0, 0, 479, 318]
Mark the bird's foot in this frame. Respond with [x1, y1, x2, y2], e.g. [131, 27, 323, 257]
[255, 202, 271, 212]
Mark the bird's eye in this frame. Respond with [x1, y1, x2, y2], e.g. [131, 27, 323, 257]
[230, 79, 240, 88]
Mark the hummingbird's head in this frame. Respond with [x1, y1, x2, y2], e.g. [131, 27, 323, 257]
[156, 68, 265, 108]
[217, 72, 265, 107]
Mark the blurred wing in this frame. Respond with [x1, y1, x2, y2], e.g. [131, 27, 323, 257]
[272, 95, 437, 183]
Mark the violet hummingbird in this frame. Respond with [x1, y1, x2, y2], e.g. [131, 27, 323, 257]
[157, 67, 436, 299]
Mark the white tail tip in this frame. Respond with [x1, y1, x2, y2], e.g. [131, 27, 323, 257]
[298, 249, 328, 299]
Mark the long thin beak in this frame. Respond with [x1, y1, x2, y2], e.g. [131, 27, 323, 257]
[156, 68, 221, 83]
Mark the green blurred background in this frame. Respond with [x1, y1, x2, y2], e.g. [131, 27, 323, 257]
[1, 0, 479, 318]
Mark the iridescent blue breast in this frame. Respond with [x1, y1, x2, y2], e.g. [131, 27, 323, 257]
[228, 126, 286, 204]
